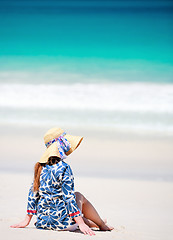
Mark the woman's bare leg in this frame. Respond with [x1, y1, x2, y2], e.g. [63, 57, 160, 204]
[75, 192, 113, 231]
[83, 217, 99, 228]
[74, 192, 98, 228]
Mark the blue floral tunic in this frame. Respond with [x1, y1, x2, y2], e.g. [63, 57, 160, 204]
[27, 161, 81, 230]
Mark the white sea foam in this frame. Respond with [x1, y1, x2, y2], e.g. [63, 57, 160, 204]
[0, 82, 173, 134]
[0, 82, 173, 112]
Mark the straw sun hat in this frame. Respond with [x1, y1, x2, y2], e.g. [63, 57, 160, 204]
[39, 127, 83, 163]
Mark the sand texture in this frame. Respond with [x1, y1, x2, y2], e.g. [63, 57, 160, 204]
[0, 173, 173, 240]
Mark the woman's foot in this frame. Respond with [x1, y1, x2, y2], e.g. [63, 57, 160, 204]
[99, 222, 114, 231]
[83, 217, 108, 229]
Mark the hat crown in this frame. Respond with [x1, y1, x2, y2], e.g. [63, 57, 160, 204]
[44, 127, 64, 144]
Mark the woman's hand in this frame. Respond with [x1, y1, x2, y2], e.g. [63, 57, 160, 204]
[79, 222, 95, 236]
[10, 214, 32, 228]
[74, 215, 95, 235]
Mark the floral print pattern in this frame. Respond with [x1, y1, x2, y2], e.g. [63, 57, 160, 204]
[27, 161, 81, 230]
[45, 132, 71, 160]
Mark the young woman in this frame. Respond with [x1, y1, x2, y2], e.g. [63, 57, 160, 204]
[10, 127, 113, 235]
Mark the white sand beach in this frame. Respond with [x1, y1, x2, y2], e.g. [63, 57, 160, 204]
[0, 125, 173, 240]
[0, 173, 173, 240]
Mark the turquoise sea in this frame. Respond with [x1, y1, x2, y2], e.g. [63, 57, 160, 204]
[0, 0, 173, 134]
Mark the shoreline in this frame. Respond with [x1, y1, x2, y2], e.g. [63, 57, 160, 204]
[1, 122, 173, 140]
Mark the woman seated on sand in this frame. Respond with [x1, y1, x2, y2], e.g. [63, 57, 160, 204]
[11, 127, 113, 236]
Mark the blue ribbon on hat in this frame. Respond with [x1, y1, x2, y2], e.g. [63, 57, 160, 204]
[45, 132, 71, 159]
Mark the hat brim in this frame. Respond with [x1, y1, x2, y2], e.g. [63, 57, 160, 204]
[38, 134, 83, 163]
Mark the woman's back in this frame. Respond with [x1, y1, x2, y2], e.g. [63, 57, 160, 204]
[39, 161, 69, 198]
[27, 160, 81, 230]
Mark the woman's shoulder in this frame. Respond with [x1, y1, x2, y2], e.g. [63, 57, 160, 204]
[60, 160, 71, 170]
[51, 161, 72, 180]
[52, 160, 71, 173]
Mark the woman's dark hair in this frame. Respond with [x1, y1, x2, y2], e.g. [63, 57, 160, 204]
[33, 156, 61, 192]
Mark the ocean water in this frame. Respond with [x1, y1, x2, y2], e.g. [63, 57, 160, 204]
[0, 0, 173, 135]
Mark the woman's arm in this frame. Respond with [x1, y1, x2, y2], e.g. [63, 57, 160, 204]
[10, 214, 32, 228]
[61, 166, 82, 218]
[10, 181, 39, 228]
[27, 182, 40, 215]
[61, 165, 95, 235]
